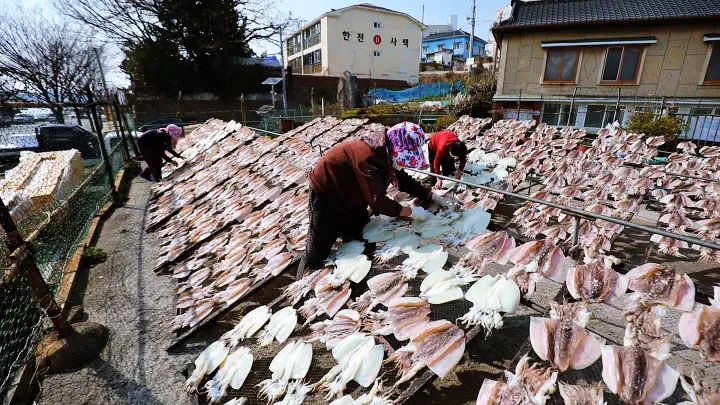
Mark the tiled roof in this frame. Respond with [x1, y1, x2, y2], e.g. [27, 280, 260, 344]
[495, 0, 720, 29]
[424, 30, 488, 43]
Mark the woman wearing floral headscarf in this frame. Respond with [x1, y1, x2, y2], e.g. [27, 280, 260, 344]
[137, 124, 185, 182]
[297, 121, 452, 279]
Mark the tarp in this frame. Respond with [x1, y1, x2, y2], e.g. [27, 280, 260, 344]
[369, 81, 465, 103]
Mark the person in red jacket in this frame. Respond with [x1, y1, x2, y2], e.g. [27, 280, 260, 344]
[428, 129, 468, 188]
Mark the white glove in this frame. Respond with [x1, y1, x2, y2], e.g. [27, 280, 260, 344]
[409, 206, 429, 221]
[431, 191, 452, 207]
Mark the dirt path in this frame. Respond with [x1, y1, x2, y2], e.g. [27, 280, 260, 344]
[38, 178, 199, 405]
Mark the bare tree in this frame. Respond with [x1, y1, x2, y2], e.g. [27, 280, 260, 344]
[0, 71, 18, 102]
[57, 0, 302, 47]
[54, 0, 161, 45]
[0, 5, 102, 123]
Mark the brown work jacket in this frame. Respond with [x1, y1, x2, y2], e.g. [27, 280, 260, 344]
[309, 139, 431, 217]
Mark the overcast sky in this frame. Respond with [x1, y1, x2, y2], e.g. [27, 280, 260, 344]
[10, 0, 508, 87]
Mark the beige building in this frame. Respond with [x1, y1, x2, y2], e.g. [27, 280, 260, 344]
[284, 4, 426, 84]
[491, 0, 720, 138]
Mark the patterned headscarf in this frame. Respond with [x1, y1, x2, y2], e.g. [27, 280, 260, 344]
[386, 121, 428, 169]
[165, 124, 183, 148]
[166, 124, 183, 140]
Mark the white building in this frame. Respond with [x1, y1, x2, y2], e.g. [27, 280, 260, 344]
[284, 3, 427, 84]
[422, 15, 458, 38]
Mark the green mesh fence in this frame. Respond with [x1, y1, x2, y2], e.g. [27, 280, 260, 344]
[0, 104, 126, 401]
[0, 269, 43, 400]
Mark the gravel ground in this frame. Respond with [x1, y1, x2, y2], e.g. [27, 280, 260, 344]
[37, 178, 199, 405]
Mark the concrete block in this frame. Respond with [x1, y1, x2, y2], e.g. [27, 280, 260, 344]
[506, 37, 521, 60]
[669, 26, 692, 41]
[636, 83, 659, 97]
[529, 58, 544, 82]
[661, 40, 689, 70]
[504, 59, 518, 84]
[515, 70, 529, 88]
[520, 33, 535, 47]
[675, 84, 699, 97]
[532, 43, 545, 59]
[688, 27, 714, 55]
[518, 48, 532, 71]
[656, 69, 681, 96]
[640, 55, 665, 84]
[679, 54, 707, 85]
[647, 27, 671, 56]
[697, 86, 720, 97]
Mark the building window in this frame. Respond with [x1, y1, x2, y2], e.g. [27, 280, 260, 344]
[543, 48, 579, 83]
[436, 45, 443, 51]
[373, 21, 382, 29]
[584, 105, 625, 128]
[704, 43, 720, 83]
[422, 46, 428, 54]
[541, 104, 578, 126]
[601, 46, 642, 83]
[303, 22, 321, 48]
[303, 49, 321, 66]
[373, 50, 381, 57]
[454, 42, 461, 50]
[289, 56, 302, 71]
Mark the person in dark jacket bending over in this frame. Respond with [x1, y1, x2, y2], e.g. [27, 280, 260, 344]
[297, 121, 453, 279]
[428, 129, 468, 189]
[137, 124, 185, 182]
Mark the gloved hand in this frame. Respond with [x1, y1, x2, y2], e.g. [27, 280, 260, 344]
[409, 206, 429, 221]
[431, 190, 452, 207]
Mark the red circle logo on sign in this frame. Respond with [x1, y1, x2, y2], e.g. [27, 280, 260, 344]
[373, 35, 382, 45]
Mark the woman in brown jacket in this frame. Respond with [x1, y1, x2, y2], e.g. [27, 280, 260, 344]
[297, 122, 452, 279]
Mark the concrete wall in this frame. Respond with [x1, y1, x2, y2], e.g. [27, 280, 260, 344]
[496, 23, 720, 99]
[325, 8, 423, 83]
[286, 73, 410, 104]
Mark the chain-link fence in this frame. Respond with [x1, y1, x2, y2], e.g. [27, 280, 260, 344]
[0, 92, 133, 402]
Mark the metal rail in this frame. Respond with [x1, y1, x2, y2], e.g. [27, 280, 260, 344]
[405, 168, 720, 251]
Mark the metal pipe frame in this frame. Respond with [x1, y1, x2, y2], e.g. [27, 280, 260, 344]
[246, 126, 720, 250]
[404, 167, 720, 251]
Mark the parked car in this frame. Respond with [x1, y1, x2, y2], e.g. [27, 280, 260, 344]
[0, 124, 102, 170]
[13, 114, 34, 124]
[137, 117, 199, 133]
[0, 118, 10, 128]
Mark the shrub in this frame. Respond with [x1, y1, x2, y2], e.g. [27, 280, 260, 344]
[436, 115, 458, 128]
[82, 246, 108, 266]
[367, 103, 395, 116]
[625, 112, 689, 144]
[340, 108, 363, 119]
[451, 72, 496, 117]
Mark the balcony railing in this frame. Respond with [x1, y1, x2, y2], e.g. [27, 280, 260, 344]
[303, 34, 320, 49]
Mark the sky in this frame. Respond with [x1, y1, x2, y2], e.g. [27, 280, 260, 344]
[18, 0, 509, 87]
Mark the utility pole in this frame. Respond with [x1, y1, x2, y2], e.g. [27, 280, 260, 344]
[421, 5, 425, 23]
[468, 0, 476, 59]
[279, 30, 288, 113]
[93, 48, 110, 100]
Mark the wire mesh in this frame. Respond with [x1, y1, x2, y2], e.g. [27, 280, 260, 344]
[0, 264, 43, 401]
[0, 99, 129, 401]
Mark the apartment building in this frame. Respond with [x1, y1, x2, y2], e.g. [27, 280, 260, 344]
[284, 3, 426, 84]
[491, 0, 720, 138]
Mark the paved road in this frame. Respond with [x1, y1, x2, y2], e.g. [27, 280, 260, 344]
[38, 178, 196, 405]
